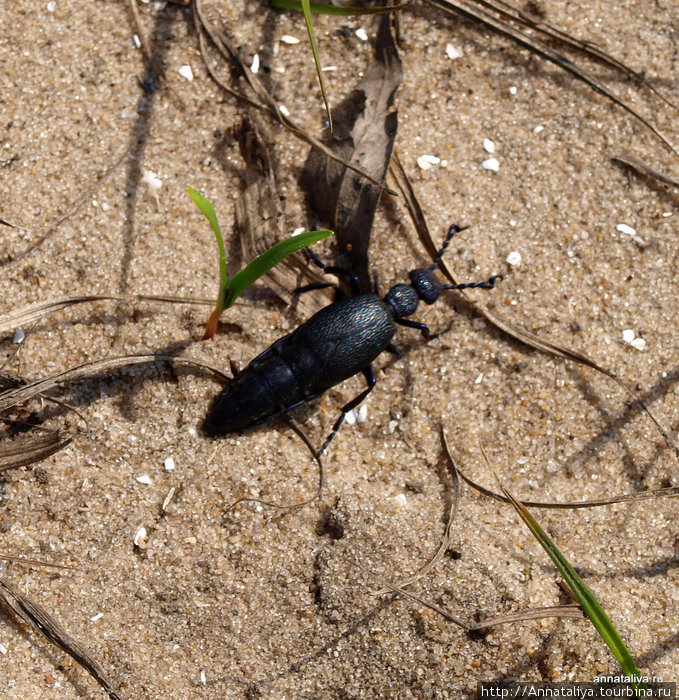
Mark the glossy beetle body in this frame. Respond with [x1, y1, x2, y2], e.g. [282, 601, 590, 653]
[202, 224, 500, 450]
[202, 295, 395, 435]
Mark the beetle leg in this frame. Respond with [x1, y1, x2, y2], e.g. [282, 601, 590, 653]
[395, 317, 434, 340]
[318, 366, 376, 454]
[305, 249, 361, 296]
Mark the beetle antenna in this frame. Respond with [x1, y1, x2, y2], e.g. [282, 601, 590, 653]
[442, 274, 502, 291]
[430, 223, 469, 271]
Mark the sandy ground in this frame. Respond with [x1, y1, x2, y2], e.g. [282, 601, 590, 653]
[1, 0, 678, 698]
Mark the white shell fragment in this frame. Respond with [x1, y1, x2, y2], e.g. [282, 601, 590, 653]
[133, 526, 148, 547]
[141, 169, 162, 196]
[533, 124, 544, 134]
[132, 34, 141, 49]
[417, 154, 440, 170]
[622, 329, 646, 351]
[136, 474, 152, 485]
[481, 157, 500, 172]
[278, 104, 290, 117]
[250, 53, 260, 74]
[616, 223, 646, 245]
[445, 43, 463, 60]
[616, 223, 636, 236]
[13, 327, 25, 344]
[90, 612, 104, 622]
[164, 457, 175, 471]
[280, 35, 300, 45]
[483, 138, 495, 153]
[355, 27, 368, 41]
[506, 251, 521, 266]
[178, 64, 194, 81]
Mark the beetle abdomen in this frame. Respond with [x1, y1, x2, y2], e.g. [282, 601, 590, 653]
[202, 295, 396, 436]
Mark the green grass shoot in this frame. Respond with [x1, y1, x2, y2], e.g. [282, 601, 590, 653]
[270, 0, 398, 15]
[187, 187, 333, 340]
[501, 483, 648, 696]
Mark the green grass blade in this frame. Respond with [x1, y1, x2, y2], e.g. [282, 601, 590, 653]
[224, 229, 333, 308]
[186, 187, 229, 309]
[501, 484, 648, 695]
[271, 0, 398, 15]
[300, 0, 332, 130]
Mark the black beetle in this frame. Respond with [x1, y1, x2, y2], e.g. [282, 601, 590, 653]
[202, 224, 500, 451]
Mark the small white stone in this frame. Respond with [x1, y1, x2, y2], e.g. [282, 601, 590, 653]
[290, 227, 305, 237]
[90, 612, 104, 622]
[178, 64, 194, 81]
[509, 86, 517, 95]
[631, 337, 646, 351]
[533, 124, 544, 134]
[417, 154, 440, 171]
[164, 457, 175, 471]
[200, 671, 207, 685]
[279, 104, 290, 117]
[356, 405, 368, 423]
[47, 1, 56, 11]
[280, 34, 300, 45]
[355, 27, 368, 41]
[391, 493, 407, 508]
[132, 34, 141, 49]
[250, 53, 260, 74]
[506, 251, 521, 266]
[13, 327, 24, 344]
[445, 43, 463, 60]
[621, 329, 636, 344]
[136, 474, 152, 485]
[388, 420, 398, 433]
[509, 220, 517, 227]
[483, 138, 495, 153]
[0, 643, 7, 654]
[134, 526, 147, 547]
[474, 373, 484, 385]
[481, 157, 500, 172]
[141, 169, 162, 195]
[616, 223, 636, 236]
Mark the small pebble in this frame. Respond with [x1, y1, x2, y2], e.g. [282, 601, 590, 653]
[616, 223, 636, 236]
[631, 337, 646, 351]
[90, 612, 104, 622]
[13, 327, 24, 344]
[0, 643, 7, 655]
[280, 35, 300, 45]
[474, 373, 484, 385]
[388, 420, 398, 433]
[390, 493, 407, 508]
[481, 157, 500, 172]
[136, 474, 152, 485]
[178, 65, 194, 81]
[483, 138, 495, 153]
[250, 53, 260, 74]
[355, 27, 368, 41]
[164, 457, 175, 471]
[133, 526, 147, 547]
[508, 86, 517, 95]
[279, 104, 290, 117]
[47, 1, 56, 11]
[506, 251, 521, 266]
[445, 43, 463, 60]
[621, 329, 636, 344]
[132, 34, 141, 49]
[417, 154, 440, 170]
[290, 227, 305, 237]
[533, 124, 544, 134]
